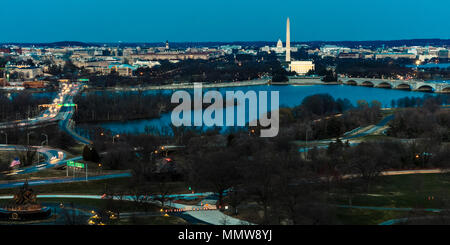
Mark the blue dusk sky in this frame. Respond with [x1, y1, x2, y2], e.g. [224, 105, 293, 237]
[1, 0, 449, 43]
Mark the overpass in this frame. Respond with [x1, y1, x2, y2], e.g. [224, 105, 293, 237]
[339, 77, 450, 93]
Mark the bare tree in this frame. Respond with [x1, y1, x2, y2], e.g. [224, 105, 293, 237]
[154, 174, 174, 208]
[346, 142, 386, 192]
[188, 149, 241, 211]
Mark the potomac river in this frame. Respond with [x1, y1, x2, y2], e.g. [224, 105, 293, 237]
[79, 84, 447, 135]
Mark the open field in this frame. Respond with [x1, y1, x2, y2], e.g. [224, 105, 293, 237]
[332, 173, 450, 209]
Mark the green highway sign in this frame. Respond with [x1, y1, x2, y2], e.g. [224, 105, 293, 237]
[67, 161, 85, 168]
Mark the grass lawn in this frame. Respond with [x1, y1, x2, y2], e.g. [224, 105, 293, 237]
[0, 176, 193, 197]
[335, 208, 417, 225]
[115, 215, 187, 225]
[333, 173, 450, 209]
[0, 177, 131, 195]
[230, 173, 450, 225]
[0, 197, 162, 213]
[359, 135, 396, 141]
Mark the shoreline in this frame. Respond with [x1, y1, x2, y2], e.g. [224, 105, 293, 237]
[86, 78, 271, 92]
[85, 78, 341, 92]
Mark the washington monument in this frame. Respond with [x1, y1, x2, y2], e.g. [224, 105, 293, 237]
[286, 17, 291, 62]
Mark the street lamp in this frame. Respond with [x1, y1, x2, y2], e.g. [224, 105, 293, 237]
[305, 127, 312, 160]
[112, 134, 120, 143]
[41, 133, 48, 146]
[27, 131, 35, 146]
[0, 131, 7, 145]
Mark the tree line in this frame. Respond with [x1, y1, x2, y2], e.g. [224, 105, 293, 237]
[0, 92, 50, 122]
[73, 91, 174, 123]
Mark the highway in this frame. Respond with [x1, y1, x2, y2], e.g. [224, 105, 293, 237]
[298, 113, 395, 153]
[0, 82, 92, 178]
[0, 144, 70, 175]
[0, 172, 132, 189]
[342, 114, 394, 140]
[53, 82, 93, 145]
[0, 82, 92, 144]
[0, 83, 69, 129]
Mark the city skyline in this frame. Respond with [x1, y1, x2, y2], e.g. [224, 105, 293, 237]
[2, 0, 450, 43]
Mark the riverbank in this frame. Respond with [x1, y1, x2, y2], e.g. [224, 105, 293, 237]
[272, 81, 340, 85]
[75, 114, 163, 124]
[84, 84, 440, 135]
[86, 78, 271, 92]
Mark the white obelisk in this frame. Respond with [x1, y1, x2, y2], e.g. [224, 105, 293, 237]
[286, 17, 291, 62]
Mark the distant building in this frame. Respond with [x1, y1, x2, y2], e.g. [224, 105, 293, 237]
[133, 60, 161, 68]
[109, 64, 136, 76]
[260, 39, 298, 54]
[276, 39, 283, 53]
[375, 53, 416, 60]
[23, 81, 47, 89]
[338, 53, 361, 59]
[418, 54, 437, 61]
[220, 45, 242, 54]
[438, 49, 449, 59]
[0, 48, 11, 54]
[10, 67, 43, 79]
[129, 52, 210, 61]
[289, 61, 315, 75]
[320, 45, 351, 54]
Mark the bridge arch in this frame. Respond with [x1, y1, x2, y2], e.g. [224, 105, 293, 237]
[376, 82, 392, 89]
[361, 81, 374, 87]
[416, 85, 434, 92]
[442, 86, 450, 93]
[395, 83, 411, 90]
[346, 80, 357, 86]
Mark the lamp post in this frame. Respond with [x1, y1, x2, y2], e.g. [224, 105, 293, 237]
[86, 162, 88, 182]
[151, 150, 158, 163]
[0, 131, 7, 145]
[112, 134, 119, 143]
[305, 127, 312, 160]
[41, 133, 48, 146]
[27, 131, 35, 146]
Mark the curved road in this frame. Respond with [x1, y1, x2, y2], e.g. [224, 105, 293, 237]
[298, 114, 395, 153]
[0, 192, 252, 225]
[0, 172, 131, 189]
[0, 82, 92, 177]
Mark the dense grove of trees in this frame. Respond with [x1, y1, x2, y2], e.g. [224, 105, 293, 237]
[336, 59, 413, 78]
[1, 89, 447, 224]
[0, 92, 50, 122]
[388, 100, 450, 141]
[88, 123, 450, 224]
[87, 53, 287, 88]
[73, 91, 174, 122]
[416, 66, 450, 80]
[283, 94, 382, 140]
[70, 91, 450, 225]
[391, 94, 450, 108]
